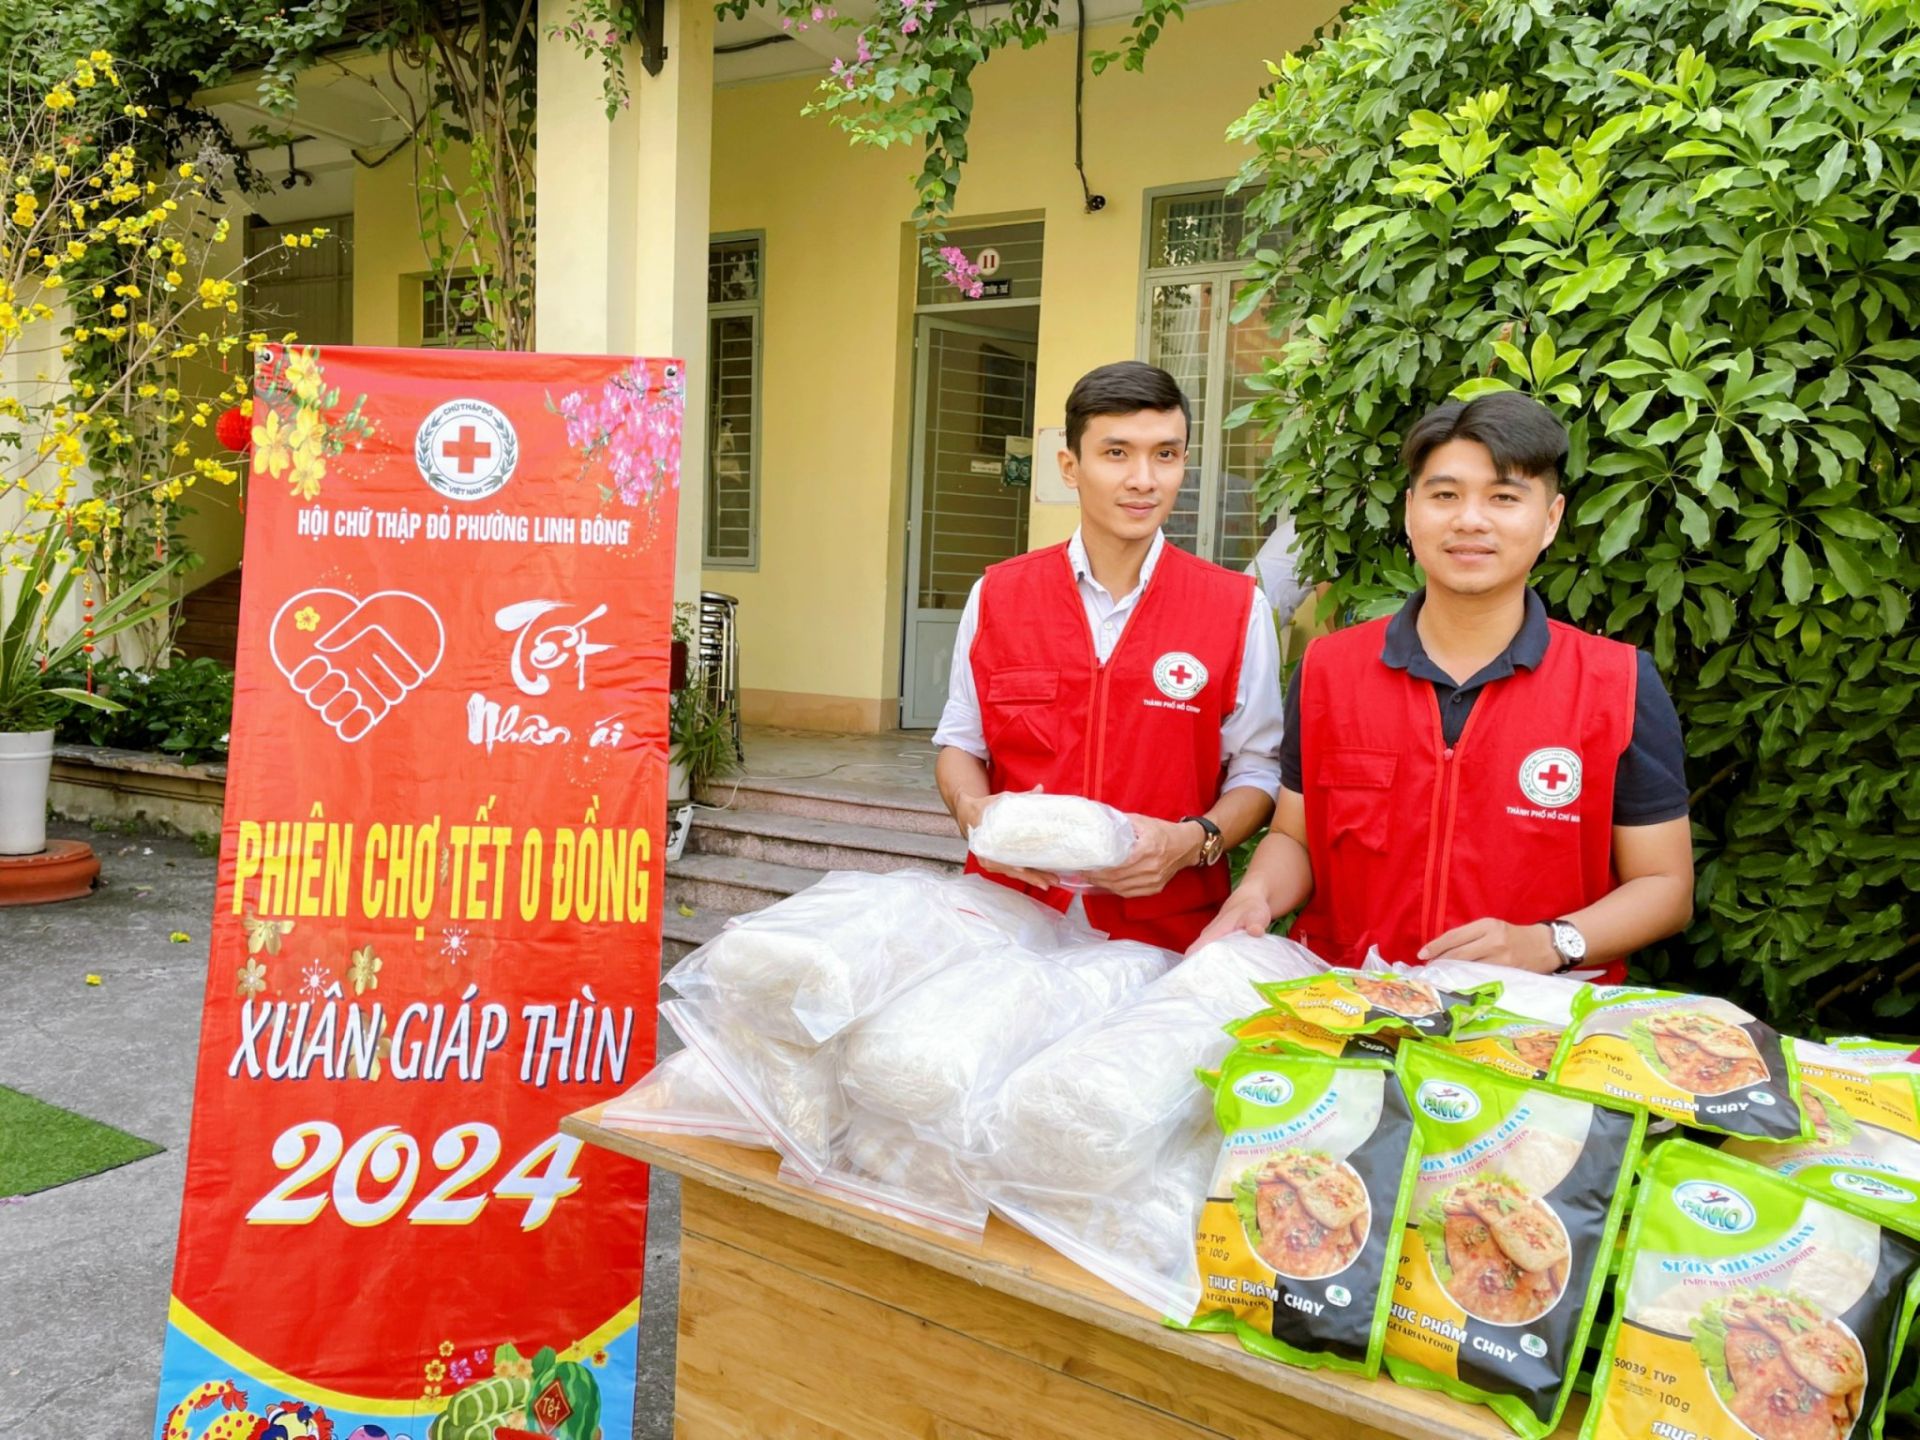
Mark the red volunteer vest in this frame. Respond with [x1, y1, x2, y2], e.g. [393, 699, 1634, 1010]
[1290, 615, 1636, 981]
[966, 541, 1255, 950]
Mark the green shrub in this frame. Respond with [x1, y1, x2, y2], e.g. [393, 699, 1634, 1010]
[50, 657, 234, 766]
[1231, 0, 1919, 1033]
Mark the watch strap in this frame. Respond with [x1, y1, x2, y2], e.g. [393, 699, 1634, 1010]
[1181, 815, 1223, 865]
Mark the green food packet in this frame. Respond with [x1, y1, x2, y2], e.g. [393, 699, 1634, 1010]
[1252, 971, 1502, 1039]
[1583, 1140, 1920, 1440]
[1385, 1044, 1645, 1438]
[1722, 1078, 1920, 1235]
[1182, 1047, 1419, 1375]
[1223, 1007, 1399, 1060]
[1431, 1007, 1567, 1081]
[1549, 986, 1811, 1141]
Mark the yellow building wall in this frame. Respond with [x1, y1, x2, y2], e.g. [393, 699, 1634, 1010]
[707, 0, 1332, 730]
[353, 154, 442, 348]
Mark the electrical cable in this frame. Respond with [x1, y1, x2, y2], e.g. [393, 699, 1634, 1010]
[1073, 0, 1104, 212]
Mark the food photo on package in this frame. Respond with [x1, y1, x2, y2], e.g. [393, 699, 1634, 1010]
[1432, 1007, 1568, 1082]
[1183, 1048, 1419, 1375]
[1550, 987, 1811, 1141]
[1721, 1065, 1920, 1232]
[1223, 1007, 1399, 1060]
[1251, 971, 1503, 1040]
[1384, 1046, 1645, 1439]
[1809, 1038, 1920, 1142]
[1583, 1140, 1920, 1440]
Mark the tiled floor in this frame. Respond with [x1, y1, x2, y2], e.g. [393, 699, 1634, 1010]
[707, 725, 941, 808]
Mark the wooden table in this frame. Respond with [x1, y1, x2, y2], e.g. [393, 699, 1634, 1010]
[565, 1105, 1585, 1439]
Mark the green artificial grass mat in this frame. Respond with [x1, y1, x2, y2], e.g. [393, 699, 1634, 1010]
[0, 1085, 163, 1197]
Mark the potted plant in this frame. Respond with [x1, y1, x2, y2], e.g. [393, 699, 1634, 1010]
[0, 528, 176, 854]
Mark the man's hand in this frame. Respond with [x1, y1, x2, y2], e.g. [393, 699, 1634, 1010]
[1418, 918, 1558, 972]
[1189, 884, 1274, 952]
[955, 791, 1060, 890]
[1082, 815, 1202, 898]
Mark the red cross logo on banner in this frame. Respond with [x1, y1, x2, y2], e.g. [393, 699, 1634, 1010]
[441, 423, 494, 475]
[414, 395, 520, 500]
[1517, 746, 1582, 808]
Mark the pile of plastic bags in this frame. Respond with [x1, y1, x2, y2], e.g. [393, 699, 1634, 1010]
[605, 868, 1320, 1290]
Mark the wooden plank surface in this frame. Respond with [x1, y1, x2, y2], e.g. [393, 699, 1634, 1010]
[567, 1106, 1585, 1440]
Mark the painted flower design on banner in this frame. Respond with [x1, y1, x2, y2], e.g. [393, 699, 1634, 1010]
[550, 359, 685, 510]
[250, 345, 377, 501]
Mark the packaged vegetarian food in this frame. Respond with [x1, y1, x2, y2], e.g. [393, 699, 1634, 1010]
[1185, 1047, 1419, 1375]
[1432, 1007, 1567, 1081]
[1723, 1066, 1920, 1233]
[1385, 1045, 1645, 1437]
[1252, 970, 1503, 1040]
[1550, 987, 1812, 1142]
[1584, 1140, 1920, 1440]
[1223, 1007, 1398, 1060]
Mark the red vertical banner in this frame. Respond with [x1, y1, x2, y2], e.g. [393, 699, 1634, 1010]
[153, 345, 679, 1440]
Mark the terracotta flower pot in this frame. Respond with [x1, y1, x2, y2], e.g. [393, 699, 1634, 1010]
[0, 728, 55, 856]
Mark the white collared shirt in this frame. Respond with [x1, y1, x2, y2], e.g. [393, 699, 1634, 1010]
[932, 528, 1284, 798]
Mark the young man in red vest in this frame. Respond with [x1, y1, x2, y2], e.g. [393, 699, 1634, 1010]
[1195, 391, 1694, 981]
[933, 361, 1284, 951]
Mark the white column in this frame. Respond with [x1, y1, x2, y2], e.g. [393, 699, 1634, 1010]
[536, 0, 711, 606]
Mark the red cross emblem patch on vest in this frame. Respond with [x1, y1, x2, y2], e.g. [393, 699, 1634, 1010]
[1152, 650, 1208, 701]
[1518, 746, 1582, 808]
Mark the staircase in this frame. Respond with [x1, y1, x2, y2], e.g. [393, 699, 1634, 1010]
[663, 771, 966, 965]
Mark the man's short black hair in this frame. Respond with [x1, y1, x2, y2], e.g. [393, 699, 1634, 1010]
[1065, 361, 1191, 454]
[1401, 391, 1569, 493]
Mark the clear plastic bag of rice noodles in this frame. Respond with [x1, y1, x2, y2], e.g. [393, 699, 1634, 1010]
[973, 934, 1326, 1190]
[1384, 1045, 1645, 1438]
[839, 938, 1174, 1149]
[1550, 987, 1812, 1142]
[600, 1043, 772, 1149]
[1184, 1049, 1419, 1375]
[1430, 1007, 1569, 1081]
[659, 997, 845, 1176]
[1584, 1140, 1920, 1440]
[776, 1106, 989, 1240]
[1716, 1041, 1920, 1230]
[963, 934, 1324, 1319]
[966, 789, 1136, 876]
[1251, 969, 1503, 1040]
[665, 868, 1082, 1046]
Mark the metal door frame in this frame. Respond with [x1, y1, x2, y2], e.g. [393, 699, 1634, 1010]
[900, 308, 1040, 729]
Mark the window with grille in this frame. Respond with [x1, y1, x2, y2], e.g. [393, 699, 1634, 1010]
[1140, 187, 1286, 569]
[421, 274, 488, 348]
[705, 234, 762, 568]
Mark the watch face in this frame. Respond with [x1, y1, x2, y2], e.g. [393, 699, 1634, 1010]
[1555, 922, 1586, 959]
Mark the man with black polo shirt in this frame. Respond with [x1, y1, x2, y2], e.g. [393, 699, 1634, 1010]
[1196, 392, 1694, 981]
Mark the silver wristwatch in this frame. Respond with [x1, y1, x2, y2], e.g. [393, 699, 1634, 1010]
[1546, 919, 1588, 973]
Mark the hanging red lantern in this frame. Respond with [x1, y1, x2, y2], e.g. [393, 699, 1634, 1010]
[215, 406, 252, 453]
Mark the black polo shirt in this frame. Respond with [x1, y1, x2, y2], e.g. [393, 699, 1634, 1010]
[1279, 590, 1690, 825]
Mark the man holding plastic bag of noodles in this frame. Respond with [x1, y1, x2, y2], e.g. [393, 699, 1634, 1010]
[931, 360, 1285, 951]
[1195, 393, 1694, 982]
[1584, 1140, 1920, 1440]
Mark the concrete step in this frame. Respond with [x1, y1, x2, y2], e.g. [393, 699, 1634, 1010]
[687, 805, 965, 876]
[660, 904, 726, 969]
[664, 852, 823, 920]
[696, 773, 953, 837]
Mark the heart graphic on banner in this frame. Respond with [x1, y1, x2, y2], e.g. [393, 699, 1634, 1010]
[269, 587, 446, 742]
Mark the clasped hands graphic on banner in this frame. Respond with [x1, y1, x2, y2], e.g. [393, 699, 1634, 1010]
[270, 588, 448, 742]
